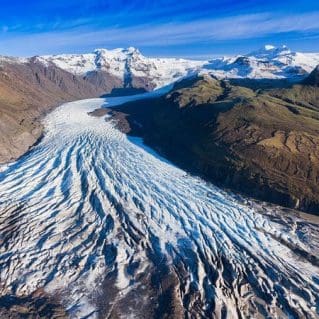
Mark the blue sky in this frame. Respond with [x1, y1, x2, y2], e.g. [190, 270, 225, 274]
[0, 0, 319, 58]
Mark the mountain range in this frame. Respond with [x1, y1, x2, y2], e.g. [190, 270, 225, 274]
[207, 45, 319, 80]
[2, 45, 319, 90]
[30, 45, 319, 83]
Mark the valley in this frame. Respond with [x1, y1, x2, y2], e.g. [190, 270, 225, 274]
[0, 45, 319, 318]
[0, 94, 318, 318]
[1, 45, 319, 164]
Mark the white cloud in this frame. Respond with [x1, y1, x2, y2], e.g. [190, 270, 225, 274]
[1, 11, 319, 55]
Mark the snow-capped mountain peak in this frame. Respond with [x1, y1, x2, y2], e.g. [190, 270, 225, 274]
[264, 44, 276, 50]
[5, 45, 318, 90]
[124, 46, 141, 54]
[35, 47, 205, 89]
[247, 44, 291, 59]
[206, 45, 319, 80]
[93, 46, 141, 58]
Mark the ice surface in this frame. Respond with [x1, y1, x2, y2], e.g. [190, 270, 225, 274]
[0, 92, 318, 318]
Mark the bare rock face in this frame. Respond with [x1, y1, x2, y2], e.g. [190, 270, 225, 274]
[83, 70, 123, 92]
[0, 290, 68, 319]
[303, 64, 319, 86]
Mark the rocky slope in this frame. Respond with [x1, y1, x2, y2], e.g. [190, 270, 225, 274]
[0, 58, 122, 164]
[108, 71, 319, 214]
[303, 65, 319, 86]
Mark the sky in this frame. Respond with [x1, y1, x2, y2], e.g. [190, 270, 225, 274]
[0, 0, 319, 58]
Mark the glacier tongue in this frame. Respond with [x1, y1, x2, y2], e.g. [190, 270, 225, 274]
[0, 94, 318, 318]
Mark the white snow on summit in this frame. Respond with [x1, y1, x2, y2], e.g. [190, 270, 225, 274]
[4, 45, 319, 88]
[204, 45, 319, 80]
[0, 55, 28, 64]
[38, 47, 205, 88]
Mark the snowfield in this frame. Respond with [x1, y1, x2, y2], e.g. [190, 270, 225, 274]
[36, 47, 204, 89]
[2, 45, 318, 93]
[0, 91, 318, 318]
[34, 45, 319, 88]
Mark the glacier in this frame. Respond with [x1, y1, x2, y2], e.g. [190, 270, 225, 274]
[0, 91, 318, 318]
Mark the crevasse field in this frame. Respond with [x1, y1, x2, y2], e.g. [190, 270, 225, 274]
[0, 90, 318, 318]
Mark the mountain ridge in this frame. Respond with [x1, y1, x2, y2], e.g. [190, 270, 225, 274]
[104, 71, 319, 214]
[0, 58, 120, 164]
[2, 44, 319, 86]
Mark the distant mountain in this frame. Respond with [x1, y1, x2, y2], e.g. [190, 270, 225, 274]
[1, 45, 319, 93]
[205, 45, 319, 80]
[34, 45, 319, 85]
[36, 47, 203, 90]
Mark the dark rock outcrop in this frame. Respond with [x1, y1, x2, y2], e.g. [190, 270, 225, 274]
[83, 70, 123, 92]
[303, 65, 319, 86]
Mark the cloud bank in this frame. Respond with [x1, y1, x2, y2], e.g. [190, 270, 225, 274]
[1, 10, 319, 56]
